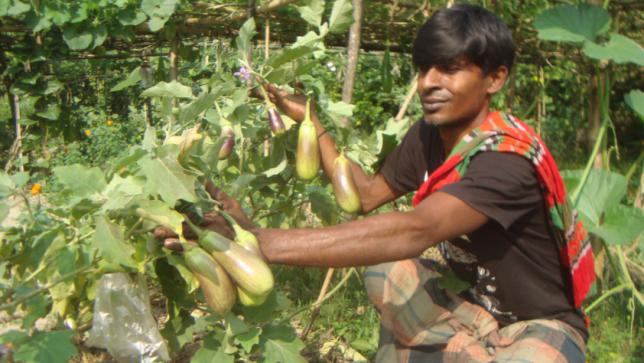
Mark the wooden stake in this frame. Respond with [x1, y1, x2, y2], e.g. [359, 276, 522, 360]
[340, 0, 364, 128]
[301, 268, 335, 339]
[395, 76, 418, 122]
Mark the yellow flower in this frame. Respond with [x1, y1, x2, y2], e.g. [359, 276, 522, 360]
[31, 183, 42, 196]
[84, 129, 92, 137]
[106, 119, 113, 126]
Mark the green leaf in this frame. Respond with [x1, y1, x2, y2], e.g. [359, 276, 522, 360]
[561, 169, 627, 226]
[534, 4, 610, 43]
[268, 46, 315, 70]
[100, 175, 145, 212]
[142, 81, 193, 98]
[138, 155, 197, 205]
[43, 80, 63, 95]
[13, 330, 77, 363]
[0, 171, 16, 197]
[134, 199, 184, 235]
[236, 327, 261, 353]
[192, 332, 233, 363]
[327, 100, 355, 120]
[53, 164, 107, 200]
[260, 325, 306, 363]
[7, 0, 30, 16]
[111, 66, 143, 92]
[141, 0, 177, 18]
[328, 0, 353, 34]
[93, 215, 137, 269]
[118, 8, 147, 26]
[307, 185, 336, 225]
[263, 157, 288, 178]
[92, 24, 108, 48]
[62, 25, 94, 50]
[35, 104, 60, 121]
[179, 92, 217, 124]
[0, 0, 9, 17]
[296, 0, 325, 28]
[585, 204, 644, 245]
[583, 33, 644, 65]
[236, 18, 256, 57]
[0, 203, 8, 224]
[625, 89, 644, 119]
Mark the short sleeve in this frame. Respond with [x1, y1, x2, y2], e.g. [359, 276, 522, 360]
[379, 120, 443, 194]
[440, 152, 543, 230]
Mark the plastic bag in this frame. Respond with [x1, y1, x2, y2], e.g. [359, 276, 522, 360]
[86, 273, 170, 363]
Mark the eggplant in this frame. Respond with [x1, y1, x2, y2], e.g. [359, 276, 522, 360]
[183, 246, 236, 314]
[296, 101, 320, 180]
[268, 108, 286, 136]
[218, 126, 235, 160]
[187, 221, 274, 298]
[332, 153, 362, 213]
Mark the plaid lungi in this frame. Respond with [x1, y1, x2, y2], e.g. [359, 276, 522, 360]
[364, 259, 586, 363]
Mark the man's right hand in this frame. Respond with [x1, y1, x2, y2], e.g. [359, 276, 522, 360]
[263, 83, 310, 123]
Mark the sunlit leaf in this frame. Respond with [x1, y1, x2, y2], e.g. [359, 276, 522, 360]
[179, 92, 217, 124]
[94, 215, 137, 268]
[142, 81, 193, 98]
[534, 4, 610, 43]
[13, 331, 77, 363]
[138, 155, 197, 205]
[111, 66, 142, 92]
[118, 8, 147, 26]
[296, 0, 325, 28]
[328, 0, 353, 34]
[561, 169, 626, 225]
[7, 0, 30, 17]
[585, 204, 644, 245]
[583, 33, 644, 65]
[236, 18, 256, 58]
[625, 89, 644, 119]
[260, 325, 306, 363]
[53, 164, 107, 200]
[101, 175, 145, 212]
[62, 25, 94, 50]
[192, 332, 233, 363]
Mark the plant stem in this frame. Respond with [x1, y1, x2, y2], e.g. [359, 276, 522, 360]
[572, 117, 608, 206]
[585, 283, 628, 313]
[0, 266, 94, 311]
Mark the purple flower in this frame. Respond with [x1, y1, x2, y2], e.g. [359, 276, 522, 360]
[234, 67, 251, 81]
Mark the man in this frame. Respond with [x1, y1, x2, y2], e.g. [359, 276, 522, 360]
[160, 4, 594, 362]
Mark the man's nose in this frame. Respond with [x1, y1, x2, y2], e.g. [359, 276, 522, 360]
[417, 67, 442, 92]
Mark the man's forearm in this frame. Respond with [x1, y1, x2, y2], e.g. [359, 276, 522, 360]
[255, 210, 435, 267]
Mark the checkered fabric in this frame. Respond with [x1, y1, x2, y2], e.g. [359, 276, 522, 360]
[364, 259, 587, 363]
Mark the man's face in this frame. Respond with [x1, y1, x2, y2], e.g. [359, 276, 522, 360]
[417, 58, 500, 127]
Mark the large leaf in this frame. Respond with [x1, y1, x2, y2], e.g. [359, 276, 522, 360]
[296, 0, 325, 28]
[53, 164, 107, 200]
[585, 204, 644, 245]
[118, 8, 147, 26]
[191, 332, 233, 363]
[179, 92, 218, 124]
[100, 175, 145, 212]
[12, 330, 77, 363]
[561, 169, 627, 225]
[138, 155, 197, 205]
[328, 0, 353, 34]
[7, 0, 30, 17]
[583, 33, 644, 65]
[111, 66, 142, 92]
[267, 46, 314, 70]
[134, 199, 184, 235]
[93, 215, 137, 269]
[306, 185, 336, 225]
[534, 4, 610, 43]
[236, 18, 256, 57]
[62, 25, 93, 50]
[260, 325, 306, 363]
[624, 89, 644, 119]
[141, 0, 177, 32]
[141, 81, 193, 98]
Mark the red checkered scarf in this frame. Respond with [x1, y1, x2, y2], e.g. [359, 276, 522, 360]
[412, 111, 595, 309]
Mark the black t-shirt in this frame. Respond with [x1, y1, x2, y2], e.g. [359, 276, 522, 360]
[380, 120, 588, 341]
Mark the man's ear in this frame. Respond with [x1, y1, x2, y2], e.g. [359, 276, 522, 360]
[486, 66, 509, 95]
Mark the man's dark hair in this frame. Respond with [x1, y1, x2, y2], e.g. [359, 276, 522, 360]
[412, 4, 515, 74]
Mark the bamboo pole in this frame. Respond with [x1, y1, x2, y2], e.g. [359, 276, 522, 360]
[340, 0, 364, 128]
[301, 268, 335, 339]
